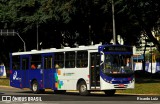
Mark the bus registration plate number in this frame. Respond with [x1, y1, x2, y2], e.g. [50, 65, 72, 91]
[119, 84, 124, 87]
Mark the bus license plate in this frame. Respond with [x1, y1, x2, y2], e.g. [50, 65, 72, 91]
[119, 84, 124, 87]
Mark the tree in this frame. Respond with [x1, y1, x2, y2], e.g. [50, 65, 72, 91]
[116, 0, 160, 50]
[0, 0, 160, 49]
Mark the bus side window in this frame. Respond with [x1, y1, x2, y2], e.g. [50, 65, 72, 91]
[30, 54, 41, 69]
[76, 51, 88, 68]
[65, 52, 75, 68]
[54, 52, 64, 68]
[31, 64, 36, 69]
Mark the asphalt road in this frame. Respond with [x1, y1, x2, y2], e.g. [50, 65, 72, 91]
[0, 86, 160, 104]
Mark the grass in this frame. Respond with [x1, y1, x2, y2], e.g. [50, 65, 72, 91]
[0, 78, 10, 86]
[117, 78, 160, 95]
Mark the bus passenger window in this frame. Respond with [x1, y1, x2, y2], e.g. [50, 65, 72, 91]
[37, 63, 41, 69]
[65, 52, 75, 68]
[31, 64, 36, 69]
[30, 54, 41, 70]
[55, 64, 60, 68]
[76, 51, 88, 68]
[54, 52, 64, 68]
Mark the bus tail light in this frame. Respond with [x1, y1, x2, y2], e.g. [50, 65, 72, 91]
[87, 75, 90, 78]
[10, 70, 12, 74]
[20, 84, 22, 88]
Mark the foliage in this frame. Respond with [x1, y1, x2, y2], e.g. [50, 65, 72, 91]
[0, 0, 160, 65]
[116, 0, 160, 50]
[0, 0, 159, 48]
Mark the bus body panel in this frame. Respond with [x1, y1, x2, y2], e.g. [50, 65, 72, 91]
[100, 76, 134, 90]
[55, 68, 89, 90]
[21, 70, 29, 88]
[10, 70, 22, 88]
[28, 69, 43, 89]
[100, 71, 135, 90]
[43, 68, 55, 88]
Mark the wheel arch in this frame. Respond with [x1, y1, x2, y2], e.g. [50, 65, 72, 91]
[31, 78, 37, 85]
[76, 78, 86, 90]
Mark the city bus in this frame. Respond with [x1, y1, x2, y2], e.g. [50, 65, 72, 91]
[10, 44, 134, 96]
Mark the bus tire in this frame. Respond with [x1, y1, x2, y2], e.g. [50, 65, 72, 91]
[31, 80, 40, 94]
[104, 90, 116, 96]
[78, 81, 89, 96]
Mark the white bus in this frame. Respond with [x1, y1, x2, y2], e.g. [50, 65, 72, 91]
[10, 44, 134, 96]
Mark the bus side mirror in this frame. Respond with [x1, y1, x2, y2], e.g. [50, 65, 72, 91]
[100, 51, 104, 65]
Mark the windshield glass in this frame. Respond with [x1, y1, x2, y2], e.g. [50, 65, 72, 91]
[103, 54, 133, 74]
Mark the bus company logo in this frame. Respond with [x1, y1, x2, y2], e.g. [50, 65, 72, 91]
[13, 71, 21, 81]
[2, 96, 42, 102]
[13, 71, 17, 80]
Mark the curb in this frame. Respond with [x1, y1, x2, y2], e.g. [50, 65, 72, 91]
[0, 85, 11, 88]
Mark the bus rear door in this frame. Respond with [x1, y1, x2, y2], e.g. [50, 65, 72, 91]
[42, 53, 55, 89]
[21, 55, 30, 88]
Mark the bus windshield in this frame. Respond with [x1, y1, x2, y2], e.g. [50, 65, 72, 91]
[103, 54, 133, 74]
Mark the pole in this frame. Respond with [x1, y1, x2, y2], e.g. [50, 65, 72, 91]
[37, 22, 39, 50]
[112, 0, 116, 45]
[15, 32, 26, 51]
[151, 46, 152, 75]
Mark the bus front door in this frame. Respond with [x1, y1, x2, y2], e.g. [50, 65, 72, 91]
[90, 53, 100, 89]
[42, 54, 55, 89]
[21, 55, 30, 88]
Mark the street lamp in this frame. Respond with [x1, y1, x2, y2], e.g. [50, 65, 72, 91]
[0, 29, 26, 51]
[37, 22, 39, 50]
[112, 0, 116, 45]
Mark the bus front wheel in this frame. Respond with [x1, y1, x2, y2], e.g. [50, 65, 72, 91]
[31, 80, 40, 94]
[78, 81, 90, 96]
[104, 90, 116, 96]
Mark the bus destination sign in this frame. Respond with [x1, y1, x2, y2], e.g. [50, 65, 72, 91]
[103, 46, 132, 52]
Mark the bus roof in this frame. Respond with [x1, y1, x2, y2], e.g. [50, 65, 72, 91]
[12, 45, 100, 56]
[12, 44, 132, 56]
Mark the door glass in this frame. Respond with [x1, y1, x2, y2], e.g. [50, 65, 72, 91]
[22, 58, 29, 70]
[44, 56, 53, 69]
[90, 53, 100, 86]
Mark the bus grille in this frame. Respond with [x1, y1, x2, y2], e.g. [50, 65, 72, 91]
[112, 81, 129, 84]
[114, 84, 128, 88]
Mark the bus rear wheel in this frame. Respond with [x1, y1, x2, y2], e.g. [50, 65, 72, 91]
[31, 80, 40, 94]
[78, 81, 90, 96]
[104, 90, 116, 96]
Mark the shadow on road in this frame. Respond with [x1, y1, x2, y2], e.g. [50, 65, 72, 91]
[13, 90, 137, 97]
